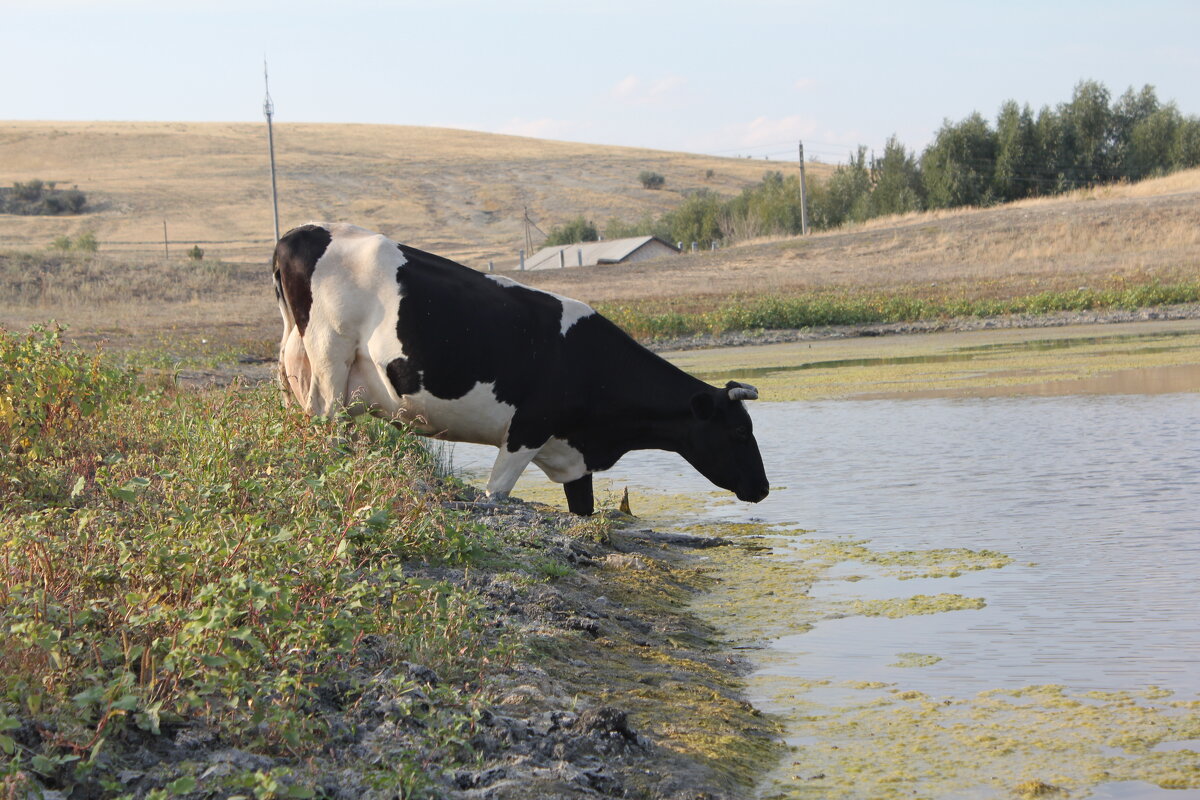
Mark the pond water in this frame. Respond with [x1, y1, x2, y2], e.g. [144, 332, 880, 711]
[446, 365, 1200, 799]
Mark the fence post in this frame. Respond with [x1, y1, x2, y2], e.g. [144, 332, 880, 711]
[519, 250, 525, 270]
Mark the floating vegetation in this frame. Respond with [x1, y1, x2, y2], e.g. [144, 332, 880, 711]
[889, 653, 943, 669]
[840, 593, 987, 618]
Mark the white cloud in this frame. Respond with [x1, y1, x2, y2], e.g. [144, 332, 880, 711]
[608, 74, 686, 105]
[794, 77, 818, 91]
[682, 114, 825, 156]
[736, 114, 819, 148]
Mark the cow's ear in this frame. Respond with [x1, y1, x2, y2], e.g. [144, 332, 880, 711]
[691, 391, 716, 421]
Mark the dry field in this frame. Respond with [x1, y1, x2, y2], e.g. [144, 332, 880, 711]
[0, 120, 804, 265]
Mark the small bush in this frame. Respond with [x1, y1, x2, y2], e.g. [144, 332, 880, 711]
[189, 244, 205, 261]
[639, 170, 666, 190]
[73, 231, 98, 252]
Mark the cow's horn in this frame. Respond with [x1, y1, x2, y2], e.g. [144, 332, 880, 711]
[726, 381, 759, 401]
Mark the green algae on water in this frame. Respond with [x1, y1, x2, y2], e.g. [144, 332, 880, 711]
[840, 593, 987, 618]
[889, 652, 943, 668]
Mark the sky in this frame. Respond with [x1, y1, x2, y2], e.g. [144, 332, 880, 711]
[6, 0, 1200, 163]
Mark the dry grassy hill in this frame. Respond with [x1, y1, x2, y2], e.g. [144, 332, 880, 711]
[517, 168, 1200, 306]
[0, 121, 818, 265]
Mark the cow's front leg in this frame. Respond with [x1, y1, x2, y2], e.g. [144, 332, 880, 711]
[485, 444, 539, 502]
[563, 474, 594, 516]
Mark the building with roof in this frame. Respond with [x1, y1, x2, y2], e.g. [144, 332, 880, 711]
[523, 235, 680, 271]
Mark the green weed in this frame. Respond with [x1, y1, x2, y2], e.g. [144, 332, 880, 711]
[599, 279, 1200, 340]
[0, 325, 504, 794]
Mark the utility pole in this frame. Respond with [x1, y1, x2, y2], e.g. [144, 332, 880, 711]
[798, 140, 810, 236]
[264, 59, 280, 242]
[523, 206, 533, 258]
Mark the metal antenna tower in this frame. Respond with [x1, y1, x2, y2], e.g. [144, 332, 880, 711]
[264, 59, 280, 242]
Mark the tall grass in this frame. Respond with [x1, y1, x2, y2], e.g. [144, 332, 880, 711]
[598, 279, 1200, 340]
[0, 325, 504, 796]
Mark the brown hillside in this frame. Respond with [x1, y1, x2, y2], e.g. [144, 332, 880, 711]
[0, 121, 822, 265]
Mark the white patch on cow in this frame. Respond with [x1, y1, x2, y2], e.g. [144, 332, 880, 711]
[557, 297, 594, 336]
[401, 381, 515, 447]
[533, 437, 589, 483]
[484, 273, 594, 336]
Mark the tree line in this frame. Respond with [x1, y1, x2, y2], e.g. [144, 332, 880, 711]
[545, 80, 1200, 248]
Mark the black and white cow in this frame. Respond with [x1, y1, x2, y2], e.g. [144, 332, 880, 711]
[272, 222, 769, 515]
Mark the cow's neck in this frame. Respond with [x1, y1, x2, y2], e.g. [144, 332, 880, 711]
[584, 346, 709, 460]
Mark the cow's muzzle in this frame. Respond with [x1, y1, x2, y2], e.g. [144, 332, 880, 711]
[737, 483, 770, 503]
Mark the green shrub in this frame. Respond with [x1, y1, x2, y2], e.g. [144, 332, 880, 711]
[638, 170, 666, 190]
[544, 216, 599, 247]
[73, 231, 98, 252]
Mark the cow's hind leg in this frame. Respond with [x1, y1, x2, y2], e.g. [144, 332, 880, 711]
[563, 474, 594, 516]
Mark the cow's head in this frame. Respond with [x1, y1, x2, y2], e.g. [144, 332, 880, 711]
[681, 381, 770, 503]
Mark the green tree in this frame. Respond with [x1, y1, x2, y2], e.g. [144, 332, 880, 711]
[921, 113, 996, 208]
[867, 136, 924, 216]
[811, 146, 872, 227]
[1111, 84, 1161, 176]
[1058, 79, 1113, 186]
[544, 216, 599, 246]
[993, 101, 1039, 200]
[662, 190, 724, 245]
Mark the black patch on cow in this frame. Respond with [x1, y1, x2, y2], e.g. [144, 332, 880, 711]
[393, 243, 562, 411]
[273, 224, 332, 335]
[385, 356, 423, 396]
[388, 242, 710, 459]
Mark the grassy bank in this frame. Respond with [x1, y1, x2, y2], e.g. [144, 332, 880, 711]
[1, 325, 502, 797]
[597, 277, 1200, 341]
[0, 325, 779, 799]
